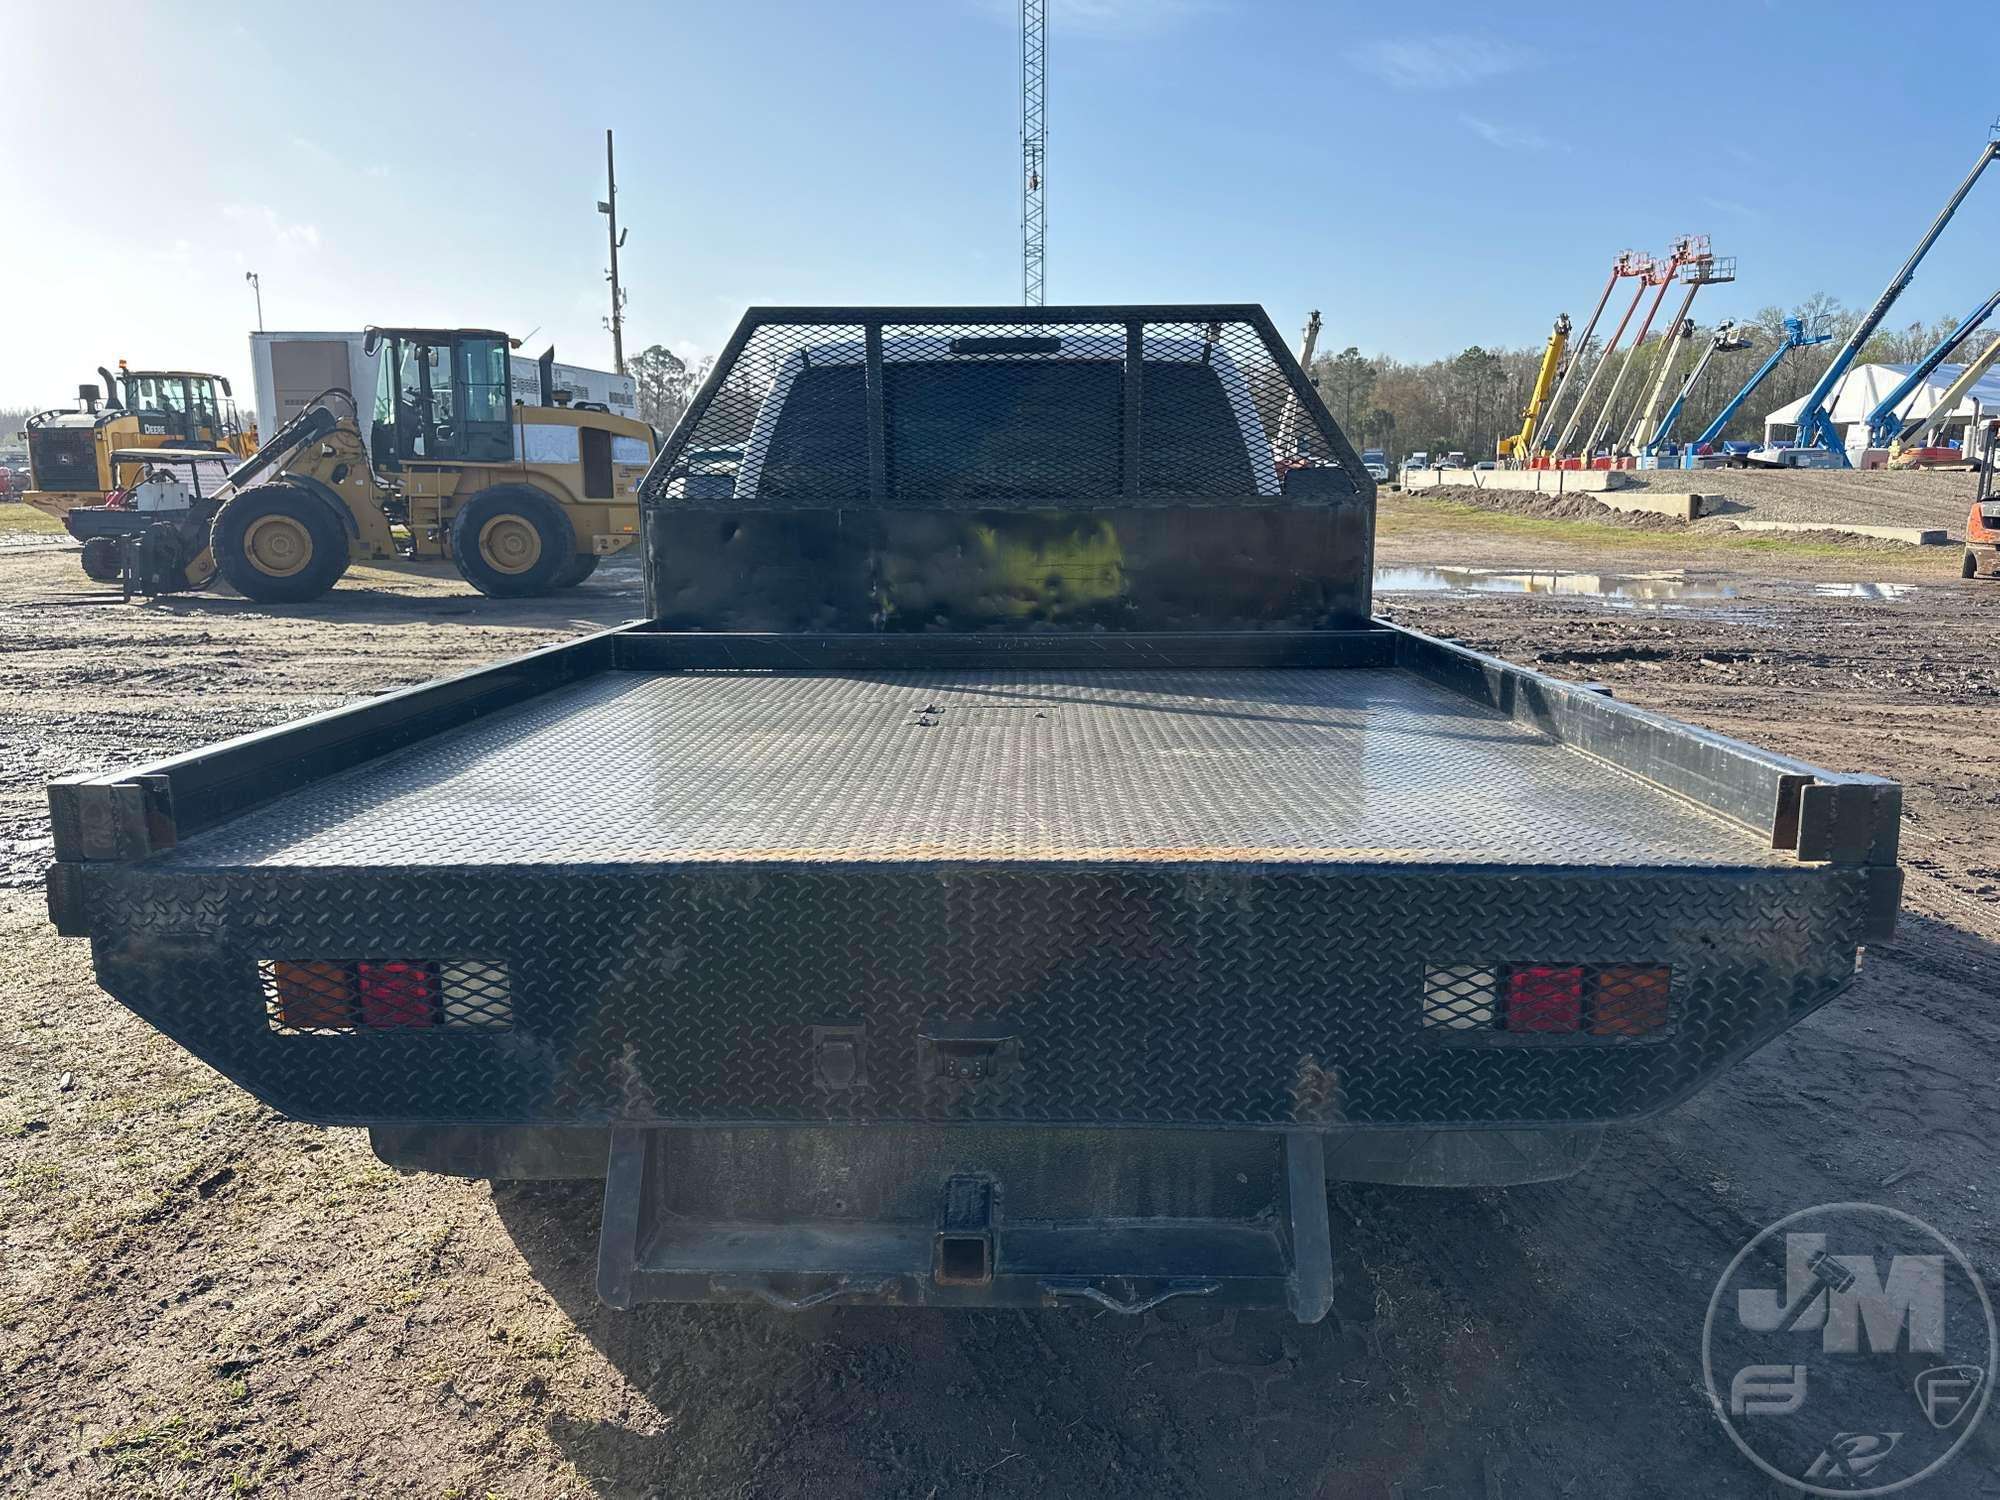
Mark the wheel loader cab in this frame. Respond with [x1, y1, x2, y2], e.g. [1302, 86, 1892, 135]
[114, 370, 242, 450]
[367, 330, 514, 468]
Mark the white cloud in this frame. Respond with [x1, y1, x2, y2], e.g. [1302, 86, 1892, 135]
[1357, 34, 1527, 89]
[1461, 114, 1557, 153]
[222, 203, 321, 251]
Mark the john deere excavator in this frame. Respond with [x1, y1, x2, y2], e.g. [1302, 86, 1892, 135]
[21, 365, 257, 520]
[62, 327, 654, 602]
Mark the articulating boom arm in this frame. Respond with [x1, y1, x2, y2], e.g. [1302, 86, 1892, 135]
[1646, 322, 1751, 457]
[1691, 318, 1830, 452]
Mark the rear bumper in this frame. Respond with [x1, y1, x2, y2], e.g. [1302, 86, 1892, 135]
[69, 859, 1887, 1132]
[373, 1121, 1604, 1319]
[63, 506, 149, 542]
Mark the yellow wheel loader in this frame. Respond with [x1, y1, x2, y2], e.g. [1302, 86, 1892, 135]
[61, 328, 654, 604]
[21, 366, 255, 520]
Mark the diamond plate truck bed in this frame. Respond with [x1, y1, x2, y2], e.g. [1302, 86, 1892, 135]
[43, 305, 1904, 1320]
[45, 623, 1900, 1317]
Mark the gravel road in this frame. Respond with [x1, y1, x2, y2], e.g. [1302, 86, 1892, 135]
[1622, 462, 1980, 532]
[1, 529, 1994, 1498]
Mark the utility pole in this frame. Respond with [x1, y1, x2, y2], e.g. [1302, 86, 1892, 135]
[244, 271, 263, 332]
[598, 129, 628, 375]
[1021, 0, 1046, 306]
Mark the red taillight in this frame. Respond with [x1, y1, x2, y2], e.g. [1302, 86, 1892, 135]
[1504, 966, 1584, 1032]
[271, 960, 354, 1029]
[262, 959, 511, 1034]
[1592, 966, 1672, 1036]
[1425, 963, 1672, 1041]
[355, 961, 439, 1027]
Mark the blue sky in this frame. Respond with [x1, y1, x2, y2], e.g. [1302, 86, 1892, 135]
[5, 0, 1999, 406]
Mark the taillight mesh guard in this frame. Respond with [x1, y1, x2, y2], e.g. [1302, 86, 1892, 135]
[261, 959, 513, 1035]
[1422, 964, 1676, 1045]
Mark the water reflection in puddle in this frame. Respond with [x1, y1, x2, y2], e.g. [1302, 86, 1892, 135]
[1373, 566, 1737, 607]
[1811, 582, 1917, 600]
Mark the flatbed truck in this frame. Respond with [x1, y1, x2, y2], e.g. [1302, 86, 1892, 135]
[47, 305, 1902, 1322]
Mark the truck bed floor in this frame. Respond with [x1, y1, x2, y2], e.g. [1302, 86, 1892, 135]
[155, 668, 1781, 871]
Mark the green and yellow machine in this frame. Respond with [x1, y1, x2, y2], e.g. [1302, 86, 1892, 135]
[21, 366, 256, 519]
[62, 328, 654, 602]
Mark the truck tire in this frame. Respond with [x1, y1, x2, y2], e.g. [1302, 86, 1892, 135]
[1963, 548, 1980, 579]
[211, 484, 351, 603]
[80, 536, 122, 582]
[552, 552, 600, 588]
[449, 487, 573, 598]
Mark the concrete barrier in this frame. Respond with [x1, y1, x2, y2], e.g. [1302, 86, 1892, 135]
[1602, 492, 1715, 521]
[1400, 467, 1622, 493]
[1731, 519, 1949, 545]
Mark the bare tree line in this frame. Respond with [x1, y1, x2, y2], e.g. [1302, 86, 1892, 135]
[1307, 296, 2000, 461]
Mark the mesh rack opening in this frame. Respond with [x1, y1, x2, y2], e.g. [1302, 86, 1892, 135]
[642, 307, 1364, 511]
[260, 959, 513, 1035]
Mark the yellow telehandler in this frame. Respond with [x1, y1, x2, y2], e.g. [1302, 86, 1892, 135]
[61, 328, 654, 602]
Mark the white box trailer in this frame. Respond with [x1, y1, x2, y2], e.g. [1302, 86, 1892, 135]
[248, 332, 640, 450]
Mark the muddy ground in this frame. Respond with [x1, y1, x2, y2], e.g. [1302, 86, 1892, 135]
[1, 507, 1996, 1498]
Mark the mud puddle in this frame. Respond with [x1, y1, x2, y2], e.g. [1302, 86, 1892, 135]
[1374, 565, 1737, 608]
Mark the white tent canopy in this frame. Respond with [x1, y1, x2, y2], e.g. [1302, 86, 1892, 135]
[1764, 361, 2000, 450]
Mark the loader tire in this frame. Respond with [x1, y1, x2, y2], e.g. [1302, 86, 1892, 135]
[211, 484, 351, 603]
[1963, 548, 1980, 579]
[552, 552, 600, 588]
[79, 536, 122, 583]
[450, 486, 572, 598]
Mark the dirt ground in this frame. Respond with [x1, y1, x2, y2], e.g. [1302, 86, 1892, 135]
[2, 509, 1997, 1499]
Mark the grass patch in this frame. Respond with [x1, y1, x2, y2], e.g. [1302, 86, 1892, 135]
[93, 1411, 204, 1472]
[4, 1162, 62, 1202]
[0, 503, 64, 536]
[331, 1160, 399, 1193]
[1378, 496, 1936, 563]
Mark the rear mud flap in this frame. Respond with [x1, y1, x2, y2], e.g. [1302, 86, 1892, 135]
[594, 1125, 1338, 1323]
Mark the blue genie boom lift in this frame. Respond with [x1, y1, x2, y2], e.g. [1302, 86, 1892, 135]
[1860, 285, 2000, 451]
[1681, 318, 1832, 468]
[1641, 321, 1751, 464]
[1756, 125, 2000, 468]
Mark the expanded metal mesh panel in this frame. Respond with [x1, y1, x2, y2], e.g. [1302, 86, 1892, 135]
[85, 863, 1870, 1129]
[260, 959, 513, 1035]
[145, 669, 1787, 871]
[29, 428, 99, 491]
[644, 308, 1362, 511]
[1421, 964, 1677, 1046]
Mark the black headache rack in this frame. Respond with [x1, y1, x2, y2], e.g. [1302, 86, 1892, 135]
[637, 305, 1376, 631]
[45, 306, 1902, 1321]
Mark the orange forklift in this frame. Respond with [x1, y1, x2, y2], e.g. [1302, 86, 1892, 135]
[1965, 419, 2000, 579]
